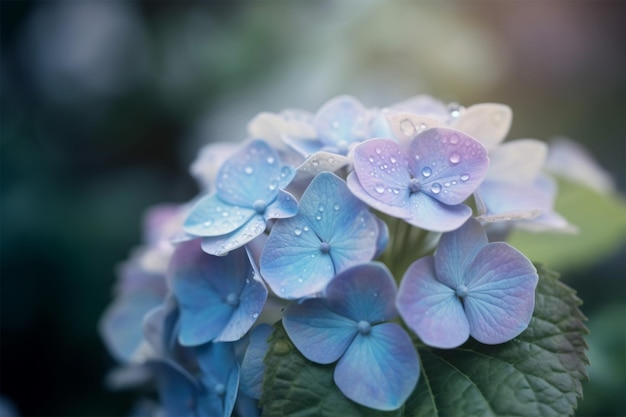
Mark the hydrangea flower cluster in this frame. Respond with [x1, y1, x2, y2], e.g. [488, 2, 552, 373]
[101, 95, 576, 415]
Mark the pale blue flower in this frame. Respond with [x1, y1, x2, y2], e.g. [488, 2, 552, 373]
[347, 127, 489, 232]
[396, 218, 538, 348]
[260, 172, 382, 299]
[183, 139, 298, 255]
[283, 262, 419, 411]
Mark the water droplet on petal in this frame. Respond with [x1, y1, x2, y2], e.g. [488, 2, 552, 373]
[244, 166, 253, 174]
[421, 167, 432, 177]
[449, 152, 461, 164]
[400, 119, 415, 136]
[390, 156, 397, 164]
[333, 203, 340, 211]
[202, 219, 213, 227]
[375, 184, 385, 193]
[294, 228, 302, 236]
[368, 156, 375, 163]
[318, 205, 325, 212]
[266, 156, 275, 164]
[303, 226, 309, 231]
[450, 134, 460, 145]
[252, 313, 259, 319]
[430, 183, 442, 194]
[460, 173, 470, 182]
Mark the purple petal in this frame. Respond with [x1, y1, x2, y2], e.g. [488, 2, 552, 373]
[216, 139, 288, 207]
[346, 172, 411, 219]
[406, 192, 472, 232]
[260, 215, 335, 299]
[183, 194, 255, 237]
[434, 218, 488, 289]
[408, 128, 489, 205]
[476, 181, 550, 219]
[463, 242, 538, 344]
[351, 138, 412, 209]
[325, 263, 397, 324]
[240, 324, 273, 399]
[452, 103, 512, 151]
[385, 112, 445, 146]
[396, 257, 470, 348]
[314, 95, 371, 147]
[201, 215, 266, 256]
[373, 216, 389, 258]
[283, 299, 357, 364]
[334, 323, 419, 411]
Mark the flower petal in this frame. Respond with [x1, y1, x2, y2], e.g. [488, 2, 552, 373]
[396, 257, 469, 348]
[216, 139, 288, 206]
[240, 324, 273, 399]
[314, 95, 371, 147]
[334, 323, 419, 411]
[183, 194, 255, 237]
[263, 189, 298, 220]
[216, 275, 268, 342]
[325, 263, 397, 324]
[385, 112, 445, 146]
[260, 215, 335, 299]
[452, 103, 512, 151]
[463, 242, 538, 344]
[434, 218, 488, 289]
[346, 172, 411, 219]
[409, 127, 489, 206]
[295, 151, 350, 178]
[406, 192, 472, 232]
[283, 299, 357, 364]
[351, 138, 412, 208]
[201, 215, 267, 256]
[486, 139, 547, 185]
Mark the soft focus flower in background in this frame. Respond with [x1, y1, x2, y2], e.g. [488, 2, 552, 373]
[1, 1, 624, 416]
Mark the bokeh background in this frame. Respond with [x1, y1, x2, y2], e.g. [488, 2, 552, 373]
[1, 1, 624, 416]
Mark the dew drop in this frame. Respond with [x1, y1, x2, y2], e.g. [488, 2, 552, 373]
[202, 220, 213, 227]
[450, 134, 460, 145]
[311, 159, 319, 167]
[430, 183, 442, 194]
[315, 215, 322, 221]
[333, 203, 340, 211]
[418, 123, 428, 131]
[303, 226, 309, 232]
[421, 167, 432, 177]
[375, 147, 382, 154]
[390, 156, 397, 164]
[244, 166, 253, 174]
[294, 228, 302, 236]
[374, 184, 385, 194]
[252, 313, 259, 319]
[400, 119, 415, 136]
[449, 152, 461, 164]
[266, 156, 275, 164]
[318, 205, 325, 212]
[460, 173, 470, 182]
[368, 157, 375, 163]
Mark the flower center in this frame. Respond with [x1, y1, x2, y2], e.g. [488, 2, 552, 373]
[253, 199, 267, 214]
[408, 178, 421, 194]
[319, 241, 331, 254]
[455, 285, 469, 299]
[225, 292, 240, 307]
[357, 320, 372, 335]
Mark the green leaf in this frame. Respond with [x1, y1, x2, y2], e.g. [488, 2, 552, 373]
[260, 265, 588, 417]
[508, 178, 626, 272]
[406, 264, 589, 417]
[260, 321, 403, 417]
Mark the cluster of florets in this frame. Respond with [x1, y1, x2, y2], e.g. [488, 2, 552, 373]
[101, 95, 573, 415]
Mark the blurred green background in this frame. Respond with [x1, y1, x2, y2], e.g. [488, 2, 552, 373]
[1, 1, 624, 416]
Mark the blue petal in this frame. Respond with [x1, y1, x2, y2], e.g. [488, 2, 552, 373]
[201, 215, 267, 256]
[300, 173, 379, 271]
[325, 263, 397, 324]
[408, 127, 489, 205]
[215, 275, 268, 342]
[407, 192, 472, 232]
[196, 342, 240, 417]
[396, 257, 470, 348]
[334, 323, 419, 411]
[463, 242, 538, 344]
[373, 215, 389, 258]
[263, 189, 298, 220]
[240, 324, 273, 399]
[260, 215, 335, 299]
[314, 95, 371, 147]
[434, 218, 488, 289]
[171, 242, 249, 346]
[183, 193, 255, 237]
[283, 299, 357, 364]
[148, 360, 200, 417]
[100, 291, 164, 362]
[216, 139, 288, 206]
[142, 295, 180, 358]
[350, 138, 412, 210]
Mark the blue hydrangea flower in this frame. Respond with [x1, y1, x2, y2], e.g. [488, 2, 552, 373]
[284, 95, 374, 157]
[283, 262, 419, 411]
[396, 218, 538, 348]
[183, 139, 298, 255]
[170, 240, 268, 346]
[260, 172, 382, 299]
[347, 127, 489, 232]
